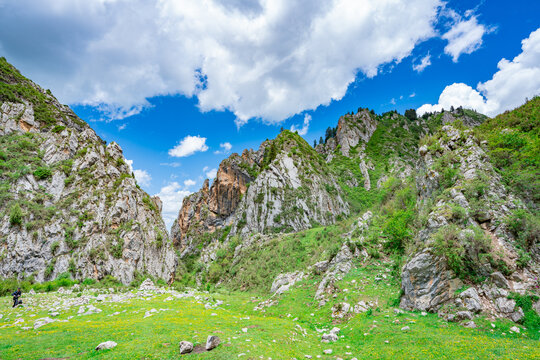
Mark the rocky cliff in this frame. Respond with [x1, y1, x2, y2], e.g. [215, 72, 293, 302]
[0, 58, 176, 285]
[170, 151, 257, 253]
[400, 121, 539, 321]
[172, 130, 350, 258]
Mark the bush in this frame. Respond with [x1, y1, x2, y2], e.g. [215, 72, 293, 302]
[516, 249, 532, 268]
[383, 209, 413, 253]
[508, 292, 540, 330]
[50, 241, 60, 254]
[432, 225, 491, 282]
[505, 209, 540, 250]
[9, 203, 23, 226]
[33, 166, 52, 180]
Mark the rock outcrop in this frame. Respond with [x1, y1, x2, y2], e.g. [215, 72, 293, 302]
[172, 131, 349, 257]
[171, 151, 258, 253]
[0, 58, 176, 285]
[400, 124, 539, 319]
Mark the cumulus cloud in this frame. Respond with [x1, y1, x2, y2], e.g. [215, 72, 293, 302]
[155, 182, 192, 229]
[183, 179, 196, 187]
[133, 169, 152, 187]
[442, 11, 490, 62]
[413, 54, 431, 72]
[214, 142, 232, 154]
[125, 159, 152, 187]
[418, 28, 540, 117]
[290, 114, 311, 136]
[417, 83, 496, 115]
[0, 0, 444, 124]
[168, 135, 208, 158]
[205, 168, 218, 179]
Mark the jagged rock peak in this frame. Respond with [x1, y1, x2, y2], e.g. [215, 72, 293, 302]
[171, 151, 259, 251]
[0, 58, 176, 285]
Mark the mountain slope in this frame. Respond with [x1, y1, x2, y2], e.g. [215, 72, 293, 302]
[0, 58, 176, 285]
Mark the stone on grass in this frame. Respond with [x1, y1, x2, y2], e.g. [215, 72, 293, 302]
[179, 341, 193, 354]
[455, 311, 473, 321]
[401, 326, 410, 331]
[96, 341, 117, 351]
[464, 321, 476, 328]
[206, 335, 220, 351]
[510, 326, 520, 333]
[323, 349, 333, 354]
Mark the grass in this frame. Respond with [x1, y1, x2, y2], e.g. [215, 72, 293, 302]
[1, 261, 539, 359]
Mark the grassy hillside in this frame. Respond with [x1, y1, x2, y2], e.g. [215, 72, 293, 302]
[478, 96, 540, 207]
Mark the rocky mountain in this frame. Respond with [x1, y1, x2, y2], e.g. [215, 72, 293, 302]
[171, 130, 350, 258]
[171, 98, 539, 324]
[0, 58, 176, 285]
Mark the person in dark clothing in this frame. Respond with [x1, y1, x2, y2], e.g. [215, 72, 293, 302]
[12, 288, 22, 307]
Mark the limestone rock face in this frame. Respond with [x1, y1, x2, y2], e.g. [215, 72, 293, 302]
[335, 110, 378, 157]
[170, 151, 257, 252]
[400, 124, 539, 319]
[172, 131, 349, 258]
[0, 60, 176, 285]
[400, 250, 455, 312]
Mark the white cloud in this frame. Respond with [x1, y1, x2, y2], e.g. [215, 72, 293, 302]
[133, 169, 152, 187]
[442, 12, 489, 62]
[290, 114, 311, 136]
[409, 92, 416, 98]
[0, 0, 444, 124]
[418, 28, 540, 117]
[214, 142, 232, 154]
[155, 182, 192, 229]
[413, 54, 431, 72]
[168, 135, 208, 158]
[117, 123, 127, 131]
[183, 179, 196, 187]
[126, 159, 152, 187]
[205, 168, 218, 179]
[417, 83, 496, 115]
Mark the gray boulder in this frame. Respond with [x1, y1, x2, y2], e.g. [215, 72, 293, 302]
[206, 335, 220, 351]
[460, 288, 483, 313]
[400, 250, 454, 312]
[95, 341, 117, 351]
[179, 341, 193, 354]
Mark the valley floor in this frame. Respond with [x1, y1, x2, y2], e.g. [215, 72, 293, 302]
[1, 264, 539, 359]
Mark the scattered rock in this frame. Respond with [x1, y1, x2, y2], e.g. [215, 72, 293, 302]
[510, 326, 520, 333]
[95, 341, 117, 351]
[179, 341, 194, 354]
[139, 279, 157, 291]
[271, 271, 304, 295]
[206, 335, 220, 351]
[401, 326, 410, 332]
[455, 311, 473, 321]
[463, 321, 476, 328]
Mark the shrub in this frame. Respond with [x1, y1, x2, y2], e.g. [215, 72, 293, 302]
[508, 292, 540, 330]
[433, 225, 490, 282]
[155, 231, 163, 248]
[383, 209, 413, 253]
[50, 241, 60, 254]
[33, 166, 52, 180]
[516, 249, 532, 268]
[505, 209, 540, 250]
[9, 204, 23, 226]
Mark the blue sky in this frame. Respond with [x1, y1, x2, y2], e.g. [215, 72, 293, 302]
[1, 0, 539, 228]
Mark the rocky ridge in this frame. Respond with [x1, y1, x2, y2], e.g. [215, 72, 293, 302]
[0, 58, 176, 285]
